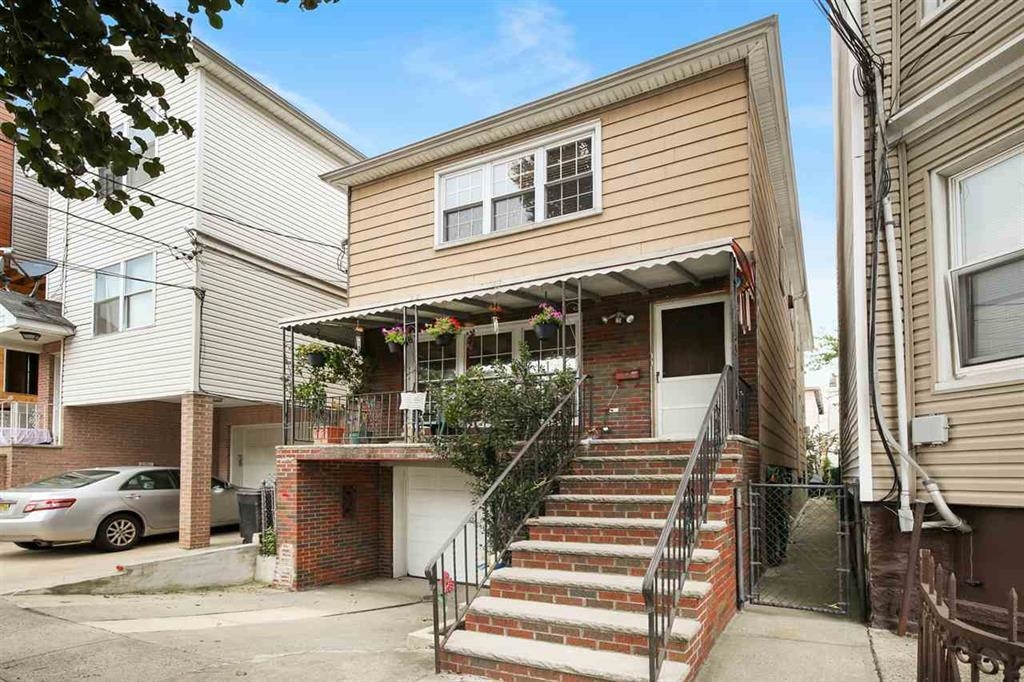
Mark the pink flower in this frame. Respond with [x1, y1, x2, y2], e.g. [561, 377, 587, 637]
[442, 570, 455, 594]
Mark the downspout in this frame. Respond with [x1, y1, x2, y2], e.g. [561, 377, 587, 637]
[867, 69, 970, 534]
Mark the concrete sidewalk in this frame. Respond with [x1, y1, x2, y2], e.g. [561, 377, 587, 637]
[697, 605, 916, 682]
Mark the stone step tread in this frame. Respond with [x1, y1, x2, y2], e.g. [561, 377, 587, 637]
[558, 473, 736, 481]
[511, 540, 720, 563]
[530, 516, 727, 532]
[469, 596, 701, 642]
[546, 493, 732, 505]
[445, 630, 690, 682]
[491, 567, 713, 598]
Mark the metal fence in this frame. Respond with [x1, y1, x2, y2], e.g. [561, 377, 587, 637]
[257, 480, 276, 536]
[747, 483, 851, 615]
[918, 549, 1023, 682]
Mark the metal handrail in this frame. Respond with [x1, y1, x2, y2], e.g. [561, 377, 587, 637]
[642, 366, 733, 681]
[424, 374, 590, 673]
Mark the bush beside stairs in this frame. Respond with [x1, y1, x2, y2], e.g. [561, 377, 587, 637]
[440, 440, 743, 682]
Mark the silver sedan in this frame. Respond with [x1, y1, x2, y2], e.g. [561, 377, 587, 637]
[0, 466, 239, 551]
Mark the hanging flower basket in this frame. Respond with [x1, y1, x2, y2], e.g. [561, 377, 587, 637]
[382, 325, 408, 354]
[423, 316, 461, 347]
[305, 350, 326, 368]
[528, 303, 564, 341]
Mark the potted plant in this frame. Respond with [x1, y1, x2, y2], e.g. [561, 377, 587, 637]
[304, 346, 326, 368]
[382, 325, 408, 354]
[528, 303, 564, 341]
[423, 316, 461, 347]
[295, 343, 368, 444]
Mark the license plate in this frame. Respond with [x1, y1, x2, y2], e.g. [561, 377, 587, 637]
[0, 503, 11, 513]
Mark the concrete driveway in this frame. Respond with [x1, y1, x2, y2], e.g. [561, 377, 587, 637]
[1, 578, 438, 681]
[0, 528, 240, 594]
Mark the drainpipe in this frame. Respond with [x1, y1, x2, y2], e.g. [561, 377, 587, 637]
[868, 70, 970, 535]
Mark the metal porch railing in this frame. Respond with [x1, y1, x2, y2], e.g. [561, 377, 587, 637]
[0, 400, 46, 431]
[424, 375, 590, 673]
[642, 365, 734, 681]
[284, 389, 439, 444]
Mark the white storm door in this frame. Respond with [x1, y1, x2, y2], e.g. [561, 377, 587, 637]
[231, 425, 282, 488]
[405, 466, 477, 579]
[653, 296, 730, 439]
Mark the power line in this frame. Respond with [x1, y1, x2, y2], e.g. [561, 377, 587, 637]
[0, 187, 193, 260]
[49, 257, 202, 293]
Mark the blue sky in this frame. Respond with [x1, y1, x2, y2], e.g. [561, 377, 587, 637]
[180, 0, 836, 386]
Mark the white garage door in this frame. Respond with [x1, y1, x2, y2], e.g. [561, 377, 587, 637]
[405, 466, 477, 579]
[231, 424, 281, 489]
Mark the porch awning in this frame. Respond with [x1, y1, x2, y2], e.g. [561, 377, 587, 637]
[281, 239, 736, 345]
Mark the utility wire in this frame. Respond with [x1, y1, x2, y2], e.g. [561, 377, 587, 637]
[50, 257, 202, 293]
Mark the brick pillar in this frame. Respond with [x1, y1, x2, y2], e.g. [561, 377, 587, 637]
[180, 393, 214, 549]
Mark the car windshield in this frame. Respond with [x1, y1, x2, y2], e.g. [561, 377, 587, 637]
[24, 470, 119, 489]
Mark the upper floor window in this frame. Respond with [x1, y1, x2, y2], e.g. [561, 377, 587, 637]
[921, 0, 954, 20]
[94, 254, 156, 335]
[948, 148, 1023, 368]
[97, 125, 158, 198]
[435, 122, 601, 247]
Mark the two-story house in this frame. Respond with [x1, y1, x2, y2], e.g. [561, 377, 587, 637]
[834, 0, 1023, 630]
[3, 39, 361, 550]
[275, 17, 810, 681]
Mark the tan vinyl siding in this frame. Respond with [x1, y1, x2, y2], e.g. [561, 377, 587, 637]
[749, 100, 803, 471]
[895, 0, 1024, 108]
[346, 66, 752, 307]
[899, 86, 1024, 507]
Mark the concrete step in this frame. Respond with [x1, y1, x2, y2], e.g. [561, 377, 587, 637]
[527, 515, 728, 547]
[558, 473, 736, 496]
[510, 539, 719, 577]
[544, 493, 731, 519]
[463, 595, 700, 661]
[443, 630, 691, 682]
[488, 567, 711, 614]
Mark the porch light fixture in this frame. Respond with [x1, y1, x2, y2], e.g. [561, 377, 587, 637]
[19, 331, 41, 341]
[601, 312, 635, 325]
[354, 323, 364, 352]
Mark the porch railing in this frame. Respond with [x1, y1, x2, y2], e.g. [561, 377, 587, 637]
[642, 365, 734, 681]
[285, 389, 438, 445]
[0, 400, 46, 431]
[424, 375, 590, 673]
[918, 549, 1023, 681]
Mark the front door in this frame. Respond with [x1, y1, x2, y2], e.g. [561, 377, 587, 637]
[231, 424, 281, 488]
[653, 296, 730, 438]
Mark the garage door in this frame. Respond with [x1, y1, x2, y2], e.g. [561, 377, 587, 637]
[405, 466, 477, 579]
[231, 424, 281, 489]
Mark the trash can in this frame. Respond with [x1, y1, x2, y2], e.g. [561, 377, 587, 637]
[236, 488, 260, 544]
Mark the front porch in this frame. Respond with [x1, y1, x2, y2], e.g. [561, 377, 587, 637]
[280, 241, 758, 449]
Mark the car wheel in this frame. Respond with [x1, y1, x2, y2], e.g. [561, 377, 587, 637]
[94, 513, 142, 552]
[14, 541, 52, 550]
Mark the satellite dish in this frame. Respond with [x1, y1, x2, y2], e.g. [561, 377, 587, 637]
[15, 258, 58, 280]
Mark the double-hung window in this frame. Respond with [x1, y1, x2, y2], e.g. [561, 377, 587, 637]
[96, 125, 158, 199]
[93, 254, 156, 335]
[947, 147, 1024, 369]
[435, 123, 601, 247]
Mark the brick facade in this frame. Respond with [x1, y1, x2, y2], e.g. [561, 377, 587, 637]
[180, 393, 214, 549]
[274, 455, 393, 589]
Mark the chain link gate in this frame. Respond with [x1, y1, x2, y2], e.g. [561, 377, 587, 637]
[745, 483, 852, 615]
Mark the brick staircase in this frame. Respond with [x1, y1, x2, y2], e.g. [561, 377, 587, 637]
[440, 440, 742, 682]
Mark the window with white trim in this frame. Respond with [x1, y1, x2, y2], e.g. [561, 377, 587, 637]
[947, 148, 1024, 368]
[96, 125, 158, 200]
[93, 254, 156, 335]
[435, 124, 600, 247]
[921, 0, 954, 20]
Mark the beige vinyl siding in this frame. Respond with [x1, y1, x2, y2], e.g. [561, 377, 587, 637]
[749, 101, 803, 471]
[346, 66, 752, 307]
[10, 163, 49, 260]
[198, 73, 349, 289]
[197, 248, 344, 403]
[900, 86, 1024, 507]
[895, 0, 1024, 108]
[48, 64, 199, 406]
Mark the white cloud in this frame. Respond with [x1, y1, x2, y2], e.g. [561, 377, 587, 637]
[403, 0, 592, 112]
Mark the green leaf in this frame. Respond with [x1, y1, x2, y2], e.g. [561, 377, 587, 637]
[138, 194, 155, 206]
[128, 205, 144, 220]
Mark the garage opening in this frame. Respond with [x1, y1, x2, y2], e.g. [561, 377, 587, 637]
[399, 466, 476, 579]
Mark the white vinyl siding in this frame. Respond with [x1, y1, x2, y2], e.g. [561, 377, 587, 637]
[47, 62, 199, 405]
[10, 163, 49, 260]
[197, 73, 349, 290]
[197, 248, 344, 403]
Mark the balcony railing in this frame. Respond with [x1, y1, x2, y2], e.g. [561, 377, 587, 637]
[0, 400, 52, 445]
[285, 390, 438, 445]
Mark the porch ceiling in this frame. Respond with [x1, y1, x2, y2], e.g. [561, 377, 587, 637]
[283, 241, 735, 345]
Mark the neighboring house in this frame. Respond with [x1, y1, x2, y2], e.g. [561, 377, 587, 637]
[3, 40, 361, 550]
[804, 378, 839, 433]
[276, 18, 809, 679]
[834, 0, 1023, 629]
[0, 108, 73, 455]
